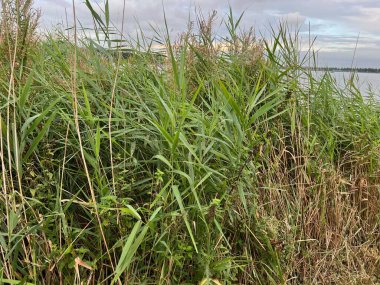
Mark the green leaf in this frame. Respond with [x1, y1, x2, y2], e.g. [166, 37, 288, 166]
[172, 185, 198, 253]
[218, 80, 243, 124]
[95, 123, 101, 159]
[112, 221, 142, 284]
[23, 110, 58, 162]
[105, 0, 110, 28]
[154, 154, 173, 169]
[120, 205, 141, 220]
[0, 279, 35, 285]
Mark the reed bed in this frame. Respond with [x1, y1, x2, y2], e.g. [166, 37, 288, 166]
[0, 1, 379, 284]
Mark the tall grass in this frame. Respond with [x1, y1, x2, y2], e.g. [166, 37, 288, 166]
[0, 1, 379, 284]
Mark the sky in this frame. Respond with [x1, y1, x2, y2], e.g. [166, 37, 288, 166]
[34, 0, 380, 68]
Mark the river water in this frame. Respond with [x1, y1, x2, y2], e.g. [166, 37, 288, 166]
[332, 72, 380, 97]
[315, 71, 380, 98]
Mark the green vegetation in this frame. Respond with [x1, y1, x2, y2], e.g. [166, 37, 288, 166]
[1, 1, 379, 284]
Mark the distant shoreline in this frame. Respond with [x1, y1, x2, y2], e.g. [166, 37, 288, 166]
[310, 67, 380, 74]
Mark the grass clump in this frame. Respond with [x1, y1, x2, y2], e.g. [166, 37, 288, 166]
[0, 1, 379, 284]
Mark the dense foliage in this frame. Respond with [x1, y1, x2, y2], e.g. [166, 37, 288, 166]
[1, 1, 379, 284]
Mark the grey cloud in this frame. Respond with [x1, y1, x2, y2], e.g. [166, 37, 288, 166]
[34, 0, 380, 67]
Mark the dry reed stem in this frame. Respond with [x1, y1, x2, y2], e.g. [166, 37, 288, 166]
[70, 0, 115, 274]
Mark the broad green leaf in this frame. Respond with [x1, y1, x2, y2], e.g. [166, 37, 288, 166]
[172, 185, 198, 253]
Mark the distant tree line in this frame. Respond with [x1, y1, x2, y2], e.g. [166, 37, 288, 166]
[311, 67, 380, 73]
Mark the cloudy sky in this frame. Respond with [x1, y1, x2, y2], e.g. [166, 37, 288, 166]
[34, 0, 380, 67]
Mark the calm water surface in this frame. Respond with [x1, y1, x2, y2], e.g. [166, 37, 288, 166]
[332, 72, 380, 97]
